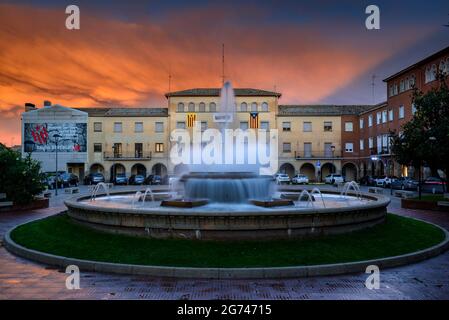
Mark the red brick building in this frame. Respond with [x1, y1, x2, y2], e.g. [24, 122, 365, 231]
[355, 45, 449, 179]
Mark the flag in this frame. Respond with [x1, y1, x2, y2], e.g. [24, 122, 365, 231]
[187, 113, 196, 127]
[249, 112, 259, 129]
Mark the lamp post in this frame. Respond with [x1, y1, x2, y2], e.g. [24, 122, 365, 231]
[53, 133, 61, 196]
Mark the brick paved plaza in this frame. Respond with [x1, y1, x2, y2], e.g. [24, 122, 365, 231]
[1, 185, 449, 300]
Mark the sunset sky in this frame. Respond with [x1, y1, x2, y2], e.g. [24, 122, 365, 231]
[1, 0, 448, 146]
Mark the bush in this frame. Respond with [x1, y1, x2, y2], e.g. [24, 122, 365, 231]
[0, 143, 46, 205]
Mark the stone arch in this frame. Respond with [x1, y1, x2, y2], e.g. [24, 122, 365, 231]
[342, 162, 358, 182]
[110, 163, 126, 182]
[279, 163, 295, 178]
[320, 162, 336, 181]
[89, 163, 105, 174]
[131, 163, 147, 176]
[299, 163, 315, 181]
[152, 163, 168, 177]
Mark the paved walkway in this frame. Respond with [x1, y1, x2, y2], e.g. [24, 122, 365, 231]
[1, 187, 449, 299]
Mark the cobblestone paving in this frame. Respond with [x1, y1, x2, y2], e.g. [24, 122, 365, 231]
[1, 187, 449, 299]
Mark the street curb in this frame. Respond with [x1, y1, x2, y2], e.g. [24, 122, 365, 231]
[4, 215, 449, 279]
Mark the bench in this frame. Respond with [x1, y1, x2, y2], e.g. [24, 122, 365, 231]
[0, 201, 13, 208]
[64, 187, 80, 194]
[368, 187, 384, 194]
[394, 190, 417, 199]
[437, 201, 449, 207]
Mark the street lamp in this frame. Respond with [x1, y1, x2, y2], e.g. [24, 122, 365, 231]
[53, 133, 61, 196]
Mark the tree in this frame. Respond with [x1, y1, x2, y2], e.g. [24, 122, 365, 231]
[0, 143, 46, 205]
[390, 72, 449, 192]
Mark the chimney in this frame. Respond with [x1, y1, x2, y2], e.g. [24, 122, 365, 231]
[24, 103, 36, 112]
[43, 100, 52, 108]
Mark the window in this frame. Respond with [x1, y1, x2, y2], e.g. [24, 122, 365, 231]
[93, 143, 102, 153]
[283, 142, 291, 153]
[359, 118, 364, 129]
[155, 143, 164, 153]
[199, 102, 206, 112]
[113, 122, 122, 133]
[177, 103, 184, 112]
[135, 122, 143, 133]
[345, 143, 353, 153]
[113, 143, 122, 157]
[431, 64, 437, 81]
[382, 110, 387, 123]
[240, 121, 248, 130]
[376, 112, 381, 125]
[344, 122, 353, 132]
[426, 64, 437, 83]
[304, 142, 312, 157]
[399, 105, 405, 119]
[368, 114, 373, 127]
[251, 102, 257, 112]
[324, 121, 332, 132]
[389, 85, 394, 97]
[409, 74, 416, 87]
[261, 102, 268, 112]
[360, 139, 364, 151]
[324, 143, 333, 157]
[188, 102, 195, 112]
[388, 109, 394, 121]
[176, 121, 186, 129]
[411, 103, 417, 115]
[303, 121, 312, 132]
[368, 137, 373, 149]
[405, 77, 410, 90]
[93, 122, 102, 132]
[400, 80, 404, 92]
[155, 122, 164, 133]
[240, 102, 247, 112]
[377, 136, 382, 153]
[393, 83, 398, 95]
[201, 121, 207, 132]
[209, 102, 216, 112]
[135, 143, 143, 158]
[282, 122, 291, 131]
[260, 121, 269, 130]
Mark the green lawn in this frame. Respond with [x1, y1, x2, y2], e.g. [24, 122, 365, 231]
[412, 195, 446, 202]
[10, 213, 445, 268]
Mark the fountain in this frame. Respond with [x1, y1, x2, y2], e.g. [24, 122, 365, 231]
[90, 182, 110, 201]
[341, 181, 362, 200]
[65, 81, 390, 240]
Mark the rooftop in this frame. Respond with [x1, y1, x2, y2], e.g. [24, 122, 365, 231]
[278, 104, 377, 116]
[383, 45, 449, 82]
[75, 107, 168, 117]
[165, 88, 281, 98]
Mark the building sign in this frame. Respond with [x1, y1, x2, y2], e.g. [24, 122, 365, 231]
[213, 113, 233, 123]
[24, 123, 87, 153]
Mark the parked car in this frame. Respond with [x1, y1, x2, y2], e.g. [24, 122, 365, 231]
[113, 173, 128, 185]
[359, 175, 377, 186]
[145, 174, 162, 185]
[83, 172, 105, 185]
[45, 171, 65, 189]
[291, 174, 309, 185]
[391, 177, 419, 190]
[59, 172, 79, 187]
[422, 177, 447, 194]
[375, 176, 397, 188]
[275, 173, 291, 185]
[324, 174, 344, 184]
[129, 174, 145, 185]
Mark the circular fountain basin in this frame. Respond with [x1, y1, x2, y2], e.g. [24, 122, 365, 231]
[64, 189, 390, 240]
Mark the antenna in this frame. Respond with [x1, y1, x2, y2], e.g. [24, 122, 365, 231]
[221, 43, 225, 85]
[371, 74, 376, 103]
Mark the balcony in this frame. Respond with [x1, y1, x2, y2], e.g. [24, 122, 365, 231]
[294, 150, 342, 160]
[103, 151, 152, 161]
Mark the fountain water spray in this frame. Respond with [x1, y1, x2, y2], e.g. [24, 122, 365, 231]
[311, 187, 326, 208]
[296, 190, 314, 207]
[340, 181, 362, 200]
[90, 182, 110, 201]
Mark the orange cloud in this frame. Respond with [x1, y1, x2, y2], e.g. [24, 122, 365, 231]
[0, 3, 435, 146]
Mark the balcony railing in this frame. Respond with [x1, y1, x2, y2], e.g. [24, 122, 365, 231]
[370, 147, 391, 156]
[103, 151, 152, 160]
[294, 150, 342, 159]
